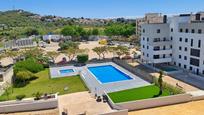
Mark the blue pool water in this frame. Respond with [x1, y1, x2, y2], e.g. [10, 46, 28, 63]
[88, 65, 133, 84]
[59, 69, 74, 74]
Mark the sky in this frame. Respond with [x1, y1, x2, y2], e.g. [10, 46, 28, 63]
[0, 0, 204, 18]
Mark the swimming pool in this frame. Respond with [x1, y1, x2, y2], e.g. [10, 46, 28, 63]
[88, 65, 133, 84]
[159, 66, 178, 72]
[59, 69, 74, 74]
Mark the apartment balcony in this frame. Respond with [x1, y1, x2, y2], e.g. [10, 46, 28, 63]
[152, 49, 172, 55]
[148, 40, 172, 46]
[151, 57, 172, 64]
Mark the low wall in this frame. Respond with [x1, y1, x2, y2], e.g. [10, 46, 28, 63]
[99, 109, 128, 115]
[0, 94, 58, 113]
[112, 58, 153, 83]
[108, 93, 192, 111]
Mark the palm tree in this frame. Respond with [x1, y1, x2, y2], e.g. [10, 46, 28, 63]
[4, 50, 20, 63]
[158, 71, 164, 95]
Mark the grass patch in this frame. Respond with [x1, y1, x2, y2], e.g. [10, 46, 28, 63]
[108, 85, 170, 103]
[0, 69, 88, 101]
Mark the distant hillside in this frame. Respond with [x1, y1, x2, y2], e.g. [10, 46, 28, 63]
[0, 10, 75, 41]
[0, 10, 135, 41]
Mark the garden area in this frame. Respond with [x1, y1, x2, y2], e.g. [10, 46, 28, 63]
[108, 85, 170, 103]
[108, 71, 184, 103]
[0, 48, 88, 101]
[0, 69, 87, 101]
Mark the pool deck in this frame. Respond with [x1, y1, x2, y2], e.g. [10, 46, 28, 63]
[50, 62, 151, 96]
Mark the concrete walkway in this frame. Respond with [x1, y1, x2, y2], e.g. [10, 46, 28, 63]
[170, 72, 204, 90]
[129, 62, 199, 92]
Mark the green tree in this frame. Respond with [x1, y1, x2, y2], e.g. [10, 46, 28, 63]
[92, 46, 107, 59]
[16, 70, 35, 85]
[46, 51, 60, 63]
[158, 71, 164, 95]
[77, 54, 89, 64]
[25, 28, 39, 36]
[104, 23, 135, 37]
[115, 46, 129, 58]
[59, 41, 79, 50]
[92, 28, 99, 35]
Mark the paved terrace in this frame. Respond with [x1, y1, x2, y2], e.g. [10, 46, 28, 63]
[81, 62, 150, 95]
[129, 62, 199, 92]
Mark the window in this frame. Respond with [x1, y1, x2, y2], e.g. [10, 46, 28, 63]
[184, 65, 187, 69]
[143, 37, 145, 41]
[185, 29, 188, 33]
[180, 28, 183, 32]
[190, 58, 200, 67]
[143, 45, 145, 48]
[163, 37, 166, 41]
[163, 54, 166, 58]
[154, 46, 160, 51]
[190, 49, 200, 57]
[143, 29, 145, 33]
[191, 39, 193, 46]
[198, 40, 201, 48]
[192, 29, 195, 33]
[179, 37, 182, 42]
[147, 38, 149, 41]
[170, 45, 172, 49]
[185, 38, 188, 42]
[171, 28, 173, 32]
[147, 46, 149, 49]
[179, 63, 181, 67]
[171, 36, 173, 40]
[147, 54, 149, 57]
[157, 29, 160, 33]
[163, 46, 166, 50]
[184, 56, 187, 60]
[179, 46, 182, 50]
[198, 29, 202, 34]
[143, 52, 145, 56]
[174, 62, 176, 65]
[153, 55, 160, 59]
[190, 66, 193, 70]
[179, 55, 182, 59]
[170, 54, 172, 56]
[185, 47, 188, 51]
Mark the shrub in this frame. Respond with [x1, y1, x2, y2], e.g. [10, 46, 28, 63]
[15, 70, 36, 85]
[77, 54, 88, 63]
[16, 94, 26, 100]
[153, 77, 184, 95]
[14, 57, 44, 74]
[16, 70, 35, 80]
[33, 92, 42, 100]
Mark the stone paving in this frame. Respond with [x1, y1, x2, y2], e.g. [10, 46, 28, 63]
[58, 91, 113, 115]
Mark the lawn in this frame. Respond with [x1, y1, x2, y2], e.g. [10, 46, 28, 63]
[108, 85, 170, 103]
[0, 69, 88, 101]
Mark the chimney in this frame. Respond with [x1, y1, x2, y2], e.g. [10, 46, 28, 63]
[163, 15, 167, 23]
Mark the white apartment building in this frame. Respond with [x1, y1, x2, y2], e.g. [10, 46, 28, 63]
[141, 12, 204, 75]
[136, 13, 164, 36]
